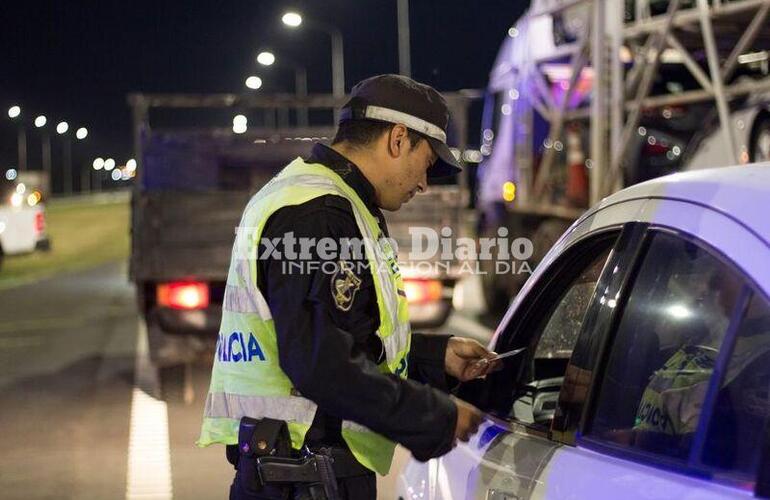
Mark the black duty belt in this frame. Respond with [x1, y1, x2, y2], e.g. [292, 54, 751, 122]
[232, 416, 372, 500]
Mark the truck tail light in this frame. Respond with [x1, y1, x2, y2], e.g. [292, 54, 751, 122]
[403, 279, 443, 305]
[157, 282, 210, 310]
[34, 211, 45, 234]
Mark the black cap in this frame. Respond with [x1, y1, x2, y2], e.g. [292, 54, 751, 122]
[339, 74, 462, 178]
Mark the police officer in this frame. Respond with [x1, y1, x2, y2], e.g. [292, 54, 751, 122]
[198, 74, 498, 499]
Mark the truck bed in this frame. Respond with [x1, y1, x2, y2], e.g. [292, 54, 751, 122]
[130, 190, 250, 282]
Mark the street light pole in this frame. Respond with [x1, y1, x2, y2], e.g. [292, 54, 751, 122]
[281, 13, 345, 121]
[8, 106, 27, 171]
[63, 135, 72, 194]
[57, 121, 72, 195]
[18, 127, 27, 172]
[75, 128, 89, 193]
[295, 65, 309, 127]
[42, 132, 51, 193]
[34, 115, 52, 193]
[329, 28, 345, 99]
[81, 159, 91, 194]
[257, 50, 309, 127]
[92, 158, 105, 193]
[397, 0, 411, 77]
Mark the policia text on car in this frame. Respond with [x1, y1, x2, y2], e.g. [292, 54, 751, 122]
[197, 75, 500, 500]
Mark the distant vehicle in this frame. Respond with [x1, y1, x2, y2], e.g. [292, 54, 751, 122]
[477, 0, 770, 313]
[128, 92, 477, 364]
[0, 175, 49, 271]
[399, 164, 770, 499]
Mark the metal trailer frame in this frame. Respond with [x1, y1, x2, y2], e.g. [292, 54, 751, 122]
[509, 0, 770, 217]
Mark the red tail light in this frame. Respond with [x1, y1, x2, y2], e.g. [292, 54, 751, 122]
[157, 282, 210, 310]
[403, 279, 443, 305]
[34, 211, 45, 234]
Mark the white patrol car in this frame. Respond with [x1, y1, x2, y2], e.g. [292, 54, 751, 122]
[0, 176, 49, 271]
[399, 164, 770, 499]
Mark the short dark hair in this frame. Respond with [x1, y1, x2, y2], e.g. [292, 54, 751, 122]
[332, 119, 424, 151]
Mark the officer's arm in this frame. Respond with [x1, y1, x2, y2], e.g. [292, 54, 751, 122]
[408, 333, 459, 391]
[261, 200, 457, 461]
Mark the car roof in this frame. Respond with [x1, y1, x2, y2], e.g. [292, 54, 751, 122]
[590, 163, 770, 246]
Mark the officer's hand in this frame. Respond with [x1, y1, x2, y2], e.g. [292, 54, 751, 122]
[453, 397, 483, 444]
[445, 336, 500, 382]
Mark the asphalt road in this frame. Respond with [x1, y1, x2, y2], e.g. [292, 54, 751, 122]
[0, 261, 495, 500]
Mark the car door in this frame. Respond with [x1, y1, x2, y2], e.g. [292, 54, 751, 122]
[538, 227, 770, 499]
[420, 227, 626, 500]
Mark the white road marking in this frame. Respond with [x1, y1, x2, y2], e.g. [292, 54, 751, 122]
[126, 321, 173, 500]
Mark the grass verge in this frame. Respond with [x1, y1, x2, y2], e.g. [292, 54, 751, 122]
[0, 197, 130, 289]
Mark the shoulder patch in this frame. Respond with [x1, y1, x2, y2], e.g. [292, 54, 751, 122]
[331, 260, 362, 311]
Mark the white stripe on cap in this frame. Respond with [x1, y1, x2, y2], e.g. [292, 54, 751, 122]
[363, 105, 447, 143]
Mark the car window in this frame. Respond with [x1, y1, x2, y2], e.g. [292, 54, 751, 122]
[533, 253, 610, 360]
[588, 232, 743, 462]
[701, 292, 770, 479]
[508, 242, 614, 427]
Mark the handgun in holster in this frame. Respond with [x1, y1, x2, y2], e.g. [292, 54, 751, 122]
[257, 447, 340, 500]
[235, 417, 340, 500]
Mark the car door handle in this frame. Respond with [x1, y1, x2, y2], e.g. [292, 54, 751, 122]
[486, 489, 518, 500]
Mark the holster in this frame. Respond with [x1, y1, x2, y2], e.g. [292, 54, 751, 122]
[234, 417, 293, 497]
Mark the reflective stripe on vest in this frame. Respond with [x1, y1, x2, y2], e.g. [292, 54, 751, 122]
[198, 157, 411, 475]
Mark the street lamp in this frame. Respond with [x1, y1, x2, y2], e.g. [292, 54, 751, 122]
[281, 12, 302, 28]
[76, 127, 88, 140]
[256, 51, 275, 66]
[56, 121, 69, 134]
[280, 12, 345, 101]
[245, 75, 263, 90]
[104, 158, 116, 171]
[34, 115, 47, 128]
[7, 105, 26, 171]
[233, 114, 248, 134]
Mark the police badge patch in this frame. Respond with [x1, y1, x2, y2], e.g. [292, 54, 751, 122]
[331, 261, 362, 311]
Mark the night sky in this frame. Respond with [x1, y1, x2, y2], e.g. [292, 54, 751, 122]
[1, 1, 528, 176]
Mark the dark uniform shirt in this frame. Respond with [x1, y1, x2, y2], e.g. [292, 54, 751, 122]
[253, 143, 458, 461]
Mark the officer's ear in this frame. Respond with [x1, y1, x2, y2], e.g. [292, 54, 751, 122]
[387, 124, 410, 159]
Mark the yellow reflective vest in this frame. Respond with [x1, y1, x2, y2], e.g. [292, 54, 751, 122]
[198, 157, 411, 475]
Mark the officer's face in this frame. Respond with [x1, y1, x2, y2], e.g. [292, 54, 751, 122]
[378, 127, 434, 211]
